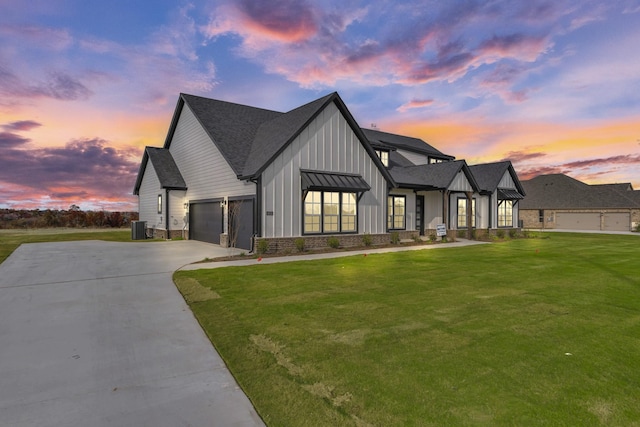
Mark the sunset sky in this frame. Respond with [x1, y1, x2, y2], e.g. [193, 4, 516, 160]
[1, 0, 639, 211]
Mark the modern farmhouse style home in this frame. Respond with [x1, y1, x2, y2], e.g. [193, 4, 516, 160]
[134, 92, 525, 250]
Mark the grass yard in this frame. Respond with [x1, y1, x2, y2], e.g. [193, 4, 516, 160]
[175, 233, 640, 426]
[0, 228, 133, 264]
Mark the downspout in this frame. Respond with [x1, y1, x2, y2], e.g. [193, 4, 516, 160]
[165, 188, 170, 239]
[250, 176, 261, 253]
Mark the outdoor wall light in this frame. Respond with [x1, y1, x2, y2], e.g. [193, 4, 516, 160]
[220, 200, 227, 207]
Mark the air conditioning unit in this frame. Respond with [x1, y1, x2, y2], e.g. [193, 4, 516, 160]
[131, 221, 147, 240]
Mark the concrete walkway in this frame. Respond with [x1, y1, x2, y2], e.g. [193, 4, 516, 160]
[181, 238, 488, 271]
[525, 228, 640, 236]
[0, 240, 263, 427]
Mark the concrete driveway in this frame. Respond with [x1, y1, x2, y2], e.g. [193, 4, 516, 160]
[0, 240, 264, 427]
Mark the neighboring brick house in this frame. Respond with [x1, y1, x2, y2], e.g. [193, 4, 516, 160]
[134, 92, 526, 251]
[520, 174, 640, 231]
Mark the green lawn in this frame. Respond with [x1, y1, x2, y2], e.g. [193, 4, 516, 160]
[0, 228, 133, 264]
[175, 233, 640, 426]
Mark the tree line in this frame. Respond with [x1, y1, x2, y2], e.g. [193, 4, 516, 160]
[0, 205, 139, 229]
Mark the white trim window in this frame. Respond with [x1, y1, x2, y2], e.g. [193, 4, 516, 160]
[157, 194, 163, 214]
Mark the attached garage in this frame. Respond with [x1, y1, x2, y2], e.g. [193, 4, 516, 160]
[603, 213, 630, 231]
[189, 201, 223, 244]
[556, 212, 600, 230]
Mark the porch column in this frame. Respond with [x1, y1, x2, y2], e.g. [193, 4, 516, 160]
[442, 190, 450, 229]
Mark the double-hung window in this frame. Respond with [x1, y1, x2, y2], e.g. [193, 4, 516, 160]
[457, 198, 475, 228]
[303, 191, 358, 234]
[387, 195, 406, 230]
[498, 200, 513, 227]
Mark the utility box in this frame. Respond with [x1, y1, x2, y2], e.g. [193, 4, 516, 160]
[131, 221, 146, 240]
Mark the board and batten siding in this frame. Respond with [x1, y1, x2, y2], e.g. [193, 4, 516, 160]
[498, 171, 517, 189]
[396, 149, 429, 166]
[422, 191, 444, 229]
[167, 103, 255, 232]
[138, 164, 164, 229]
[261, 102, 387, 238]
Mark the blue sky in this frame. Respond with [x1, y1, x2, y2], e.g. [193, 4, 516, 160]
[1, 0, 639, 210]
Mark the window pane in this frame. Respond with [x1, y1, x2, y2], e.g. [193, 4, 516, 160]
[341, 193, 357, 232]
[304, 191, 322, 233]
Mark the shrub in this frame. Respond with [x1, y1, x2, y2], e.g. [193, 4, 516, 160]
[457, 230, 466, 239]
[429, 233, 437, 242]
[327, 236, 340, 249]
[294, 237, 305, 252]
[496, 230, 506, 239]
[412, 234, 421, 242]
[635, 223, 640, 232]
[256, 239, 269, 254]
[390, 232, 400, 244]
[509, 229, 518, 238]
[362, 233, 373, 247]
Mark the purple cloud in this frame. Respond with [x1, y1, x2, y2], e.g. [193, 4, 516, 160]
[0, 138, 140, 201]
[0, 131, 30, 148]
[3, 120, 42, 131]
[0, 65, 92, 101]
[501, 151, 548, 163]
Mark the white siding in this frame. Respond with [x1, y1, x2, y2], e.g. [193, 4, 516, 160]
[261, 102, 388, 237]
[423, 191, 444, 229]
[397, 149, 429, 165]
[498, 171, 516, 189]
[449, 171, 474, 192]
[168, 190, 187, 231]
[138, 165, 164, 230]
[475, 195, 490, 229]
[168, 104, 255, 233]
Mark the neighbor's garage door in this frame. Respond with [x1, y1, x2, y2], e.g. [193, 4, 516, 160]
[556, 212, 600, 230]
[603, 213, 630, 231]
[189, 202, 223, 244]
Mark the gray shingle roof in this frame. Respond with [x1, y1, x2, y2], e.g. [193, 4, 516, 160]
[133, 147, 186, 194]
[361, 128, 454, 160]
[179, 94, 282, 176]
[173, 92, 394, 185]
[520, 174, 640, 209]
[389, 160, 478, 191]
[468, 161, 525, 195]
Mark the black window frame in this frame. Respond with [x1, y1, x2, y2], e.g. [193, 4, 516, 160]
[387, 195, 406, 230]
[302, 190, 359, 235]
[538, 209, 544, 223]
[157, 194, 163, 214]
[456, 197, 476, 229]
[375, 149, 389, 167]
[498, 200, 513, 227]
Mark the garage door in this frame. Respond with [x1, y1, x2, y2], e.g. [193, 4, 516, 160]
[604, 213, 630, 231]
[189, 202, 223, 244]
[229, 199, 254, 251]
[556, 212, 600, 230]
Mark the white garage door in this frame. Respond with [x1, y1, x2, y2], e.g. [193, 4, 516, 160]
[603, 213, 630, 231]
[556, 212, 600, 230]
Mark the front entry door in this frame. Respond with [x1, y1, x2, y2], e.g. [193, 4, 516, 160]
[416, 195, 425, 236]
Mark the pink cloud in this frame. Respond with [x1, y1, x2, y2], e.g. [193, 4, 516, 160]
[397, 99, 435, 113]
[478, 34, 550, 62]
